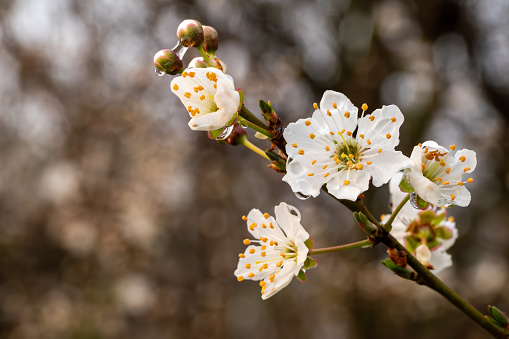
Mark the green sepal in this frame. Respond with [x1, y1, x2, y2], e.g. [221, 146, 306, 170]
[416, 195, 430, 210]
[399, 177, 414, 193]
[435, 226, 453, 240]
[405, 236, 419, 253]
[431, 211, 447, 227]
[296, 269, 307, 283]
[265, 150, 286, 171]
[302, 257, 318, 271]
[382, 258, 414, 280]
[427, 239, 441, 251]
[208, 127, 225, 139]
[304, 238, 315, 252]
[488, 305, 509, 327]
[419, 210, 436, 224]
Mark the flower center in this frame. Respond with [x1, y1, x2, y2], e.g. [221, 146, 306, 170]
[334, 138, 363, 170]
[421, 148, 448, 182]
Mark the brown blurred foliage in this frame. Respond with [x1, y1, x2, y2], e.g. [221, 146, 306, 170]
[0, 0, 508, 338]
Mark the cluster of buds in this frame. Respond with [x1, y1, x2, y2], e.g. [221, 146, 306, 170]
[154, 19, 225, 76]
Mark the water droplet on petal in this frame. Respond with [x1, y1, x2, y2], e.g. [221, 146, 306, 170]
[295, 192, 311, 200]
[409, 192, 419, 209]
[172, 41, 189, 59]
[155, 68, 165, 76]
[215, 125, 234, 141]
[285, 204, 301, 220]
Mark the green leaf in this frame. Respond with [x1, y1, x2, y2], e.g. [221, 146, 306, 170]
[399, 178, 414, 193]
[488, 305, 509, 326]
[296, 269, 307, 282]
[381, 258, 414, 280]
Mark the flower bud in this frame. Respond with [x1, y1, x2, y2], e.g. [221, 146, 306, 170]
[177, 19, 204, 47]
[188, 57, 208, 68]
[203, 26, 219, 55]
[227, 124, 247, 146]
[154, 49, 184, 75]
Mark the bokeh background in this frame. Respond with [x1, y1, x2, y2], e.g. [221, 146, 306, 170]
[0, 0, 508, 338]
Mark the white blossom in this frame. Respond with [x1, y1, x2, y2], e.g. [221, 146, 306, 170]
[234, 203, 310, 299]
[404, 141, 476, 207]
[171, 67, 240, 131]
[283, 91, 412, 201]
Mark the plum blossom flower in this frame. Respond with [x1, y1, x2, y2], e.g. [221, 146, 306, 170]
[171, 67, 240, 131]
[234, 203, 310, 299]
[403, 141, 477, 207]
[389, 173, 458, 273]
[283, 91, 412, 201]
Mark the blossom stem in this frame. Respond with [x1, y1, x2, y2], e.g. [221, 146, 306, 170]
[309, 239, 372, 255]
[383, 193, 410, 232]
[196, 45, 214, 67]
[238, 116, 274, 139]
[239, 106, 269, 130]
[240, 138, 271, 160]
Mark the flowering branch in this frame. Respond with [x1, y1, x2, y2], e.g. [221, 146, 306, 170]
[383, 193, 410, 232]
[309, 239, 372, 255]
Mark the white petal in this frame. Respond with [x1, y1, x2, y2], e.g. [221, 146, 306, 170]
[416, 244, 431, 264]
[429, 251, 453, 273]
[326, 169, 370, 201]
[319, 90, 359, 134]
[357, 105, 404, 150]
[261, 260, 297, 300]
[274, 203, 309, 242]
[363, 150, 413, 187]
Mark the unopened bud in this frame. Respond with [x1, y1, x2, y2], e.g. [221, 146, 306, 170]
[416, 244, 431, 265]
[203, 26, 219, 55]
[188, 57, 208, 68]
[387, 248, 407, 267]
[177, 19, 204, 47]
[154, 49, 184, 75]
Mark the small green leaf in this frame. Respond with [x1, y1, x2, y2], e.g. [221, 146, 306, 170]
[381, 258, 414, 280]
[399, 178, 414, 193]
[296, 269, 307, 282]
[488, 305, 509, 326]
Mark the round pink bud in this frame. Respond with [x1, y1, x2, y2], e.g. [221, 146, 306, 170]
[227, 124, 248, 146]
[176, 19, 204, 47]
[202, 26, 219, 55]
[154, 49, 184, 75]
[188, 57, 208, 68]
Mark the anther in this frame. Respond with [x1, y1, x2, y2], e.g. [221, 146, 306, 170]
[308, 173, 314, 176]
[292, 143, 298, 148]
[346, 131, 352, 136]
[276, 261, 283, 267]
[442, 181, 449, 185]
[263, 213, 270, 219]
[356, 164, 363, 170]
[280, 253, 286, 258]
[327, 110, 332, 116]
[386, 133, 391, 139]
[173, 84, 179, 90]
[366, 161, 372, 165]
[459, 156, 466, 162]
[448, 216, 455, 222]
[237, 276, 244, 282]
[309, 133, 315, 139]
[344, 180, 350, 185]
[189, 71, 195, 77]
[245, 263, 251, 269]
[261, 245, 266, 250]
[449, 145, 456, 150]
[367, 139, 371, 145]
[298, 149, 304, 155]
[262, 224, 267, 228]
[305, 121, 311, 126]
[261, 252, 267, 257]
[323, 165, 328, 169]
[344, 111, 350, 118]
[182, 71, 188, 77]
[242, 215, 247, 221]
[421, 163, 425, 171]
[332, 102, 337, 109]
[239, 254, 245, 258]
[362, 103, 368, 111]
[340, 129, 345, 134]
[369, 116, 375, 121]
[313, 103, 318, 109]
[436, 177, 442, 182]
[324, 173, 330, 177]
[243, 239, 250, 245]
[312, 160, 317, 165]
[248, 273, 255, 278]
[446, 168, 451, 174]
[450, 194, 455, 201]
[467, 178, 473, 183]
[378, 148, 382, 153]
[359, 134, 364, 139]
[348, 154, 354, 159]
[329, 131, 334, 135]
[458, 181, 464, 186]
[325, 146, 330, 151]
[184, 92, 191, 98]
[249, 249, 255, 254]
[390, 117, 396, 122]
[200, 95, 205, 100]
[464, 167, 470, 172]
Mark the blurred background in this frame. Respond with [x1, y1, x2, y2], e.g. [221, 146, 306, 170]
[0, 0, 508, 338]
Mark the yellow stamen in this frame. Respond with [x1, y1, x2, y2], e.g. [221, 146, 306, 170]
[386, 133, 391, 139]
[378, 148, 382, 153]
[464, 167, 470, 172]
[344, 180, 350, 185]
[261, 252, 267, 257]
[344, 111, 350, 118]
[359, 134, 364, 139]
[390, 117, 396, 122]
[327, 110, 332, 116]
[243, 239, 250, 245]
[446, 168, 451, 174]
[184, 92, 191, 98]
[467, 178, 473, 183]
[237, 276, 244, 282]
[305, 120, 311, 126]
[173, 84, 179, 90]
[312, 160, 317, 165]
[249, 249, 255, 254]
[450, 194, 455, 201]
[298, 149, 304, 155]
[332, 102, 337, 109]
[292, 143, 298, 148]
[245, 263, 251, 269]
[323, 165, 328, 169]
[449, 144, 456, 150]
[458, 181, 464, 186]
[324, 173, 330, 177]
[308, 173, 314, 176]
[242, 215, 247, 221]
[248, 273, 255, 278]
[366, 161, 372, 165]
[362, 103, 368, 111]
[239, 253, 245, 258]
[309, 133, 315, 139]
[459, 156, 466, 162]
[313, 103, 318, 109]
[356, 164, 363, 170]
[369, 115, 375, 121]
[263, 213, 270, 219]
[442, 181, 449, 185]
[325, 146, 330, 151]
